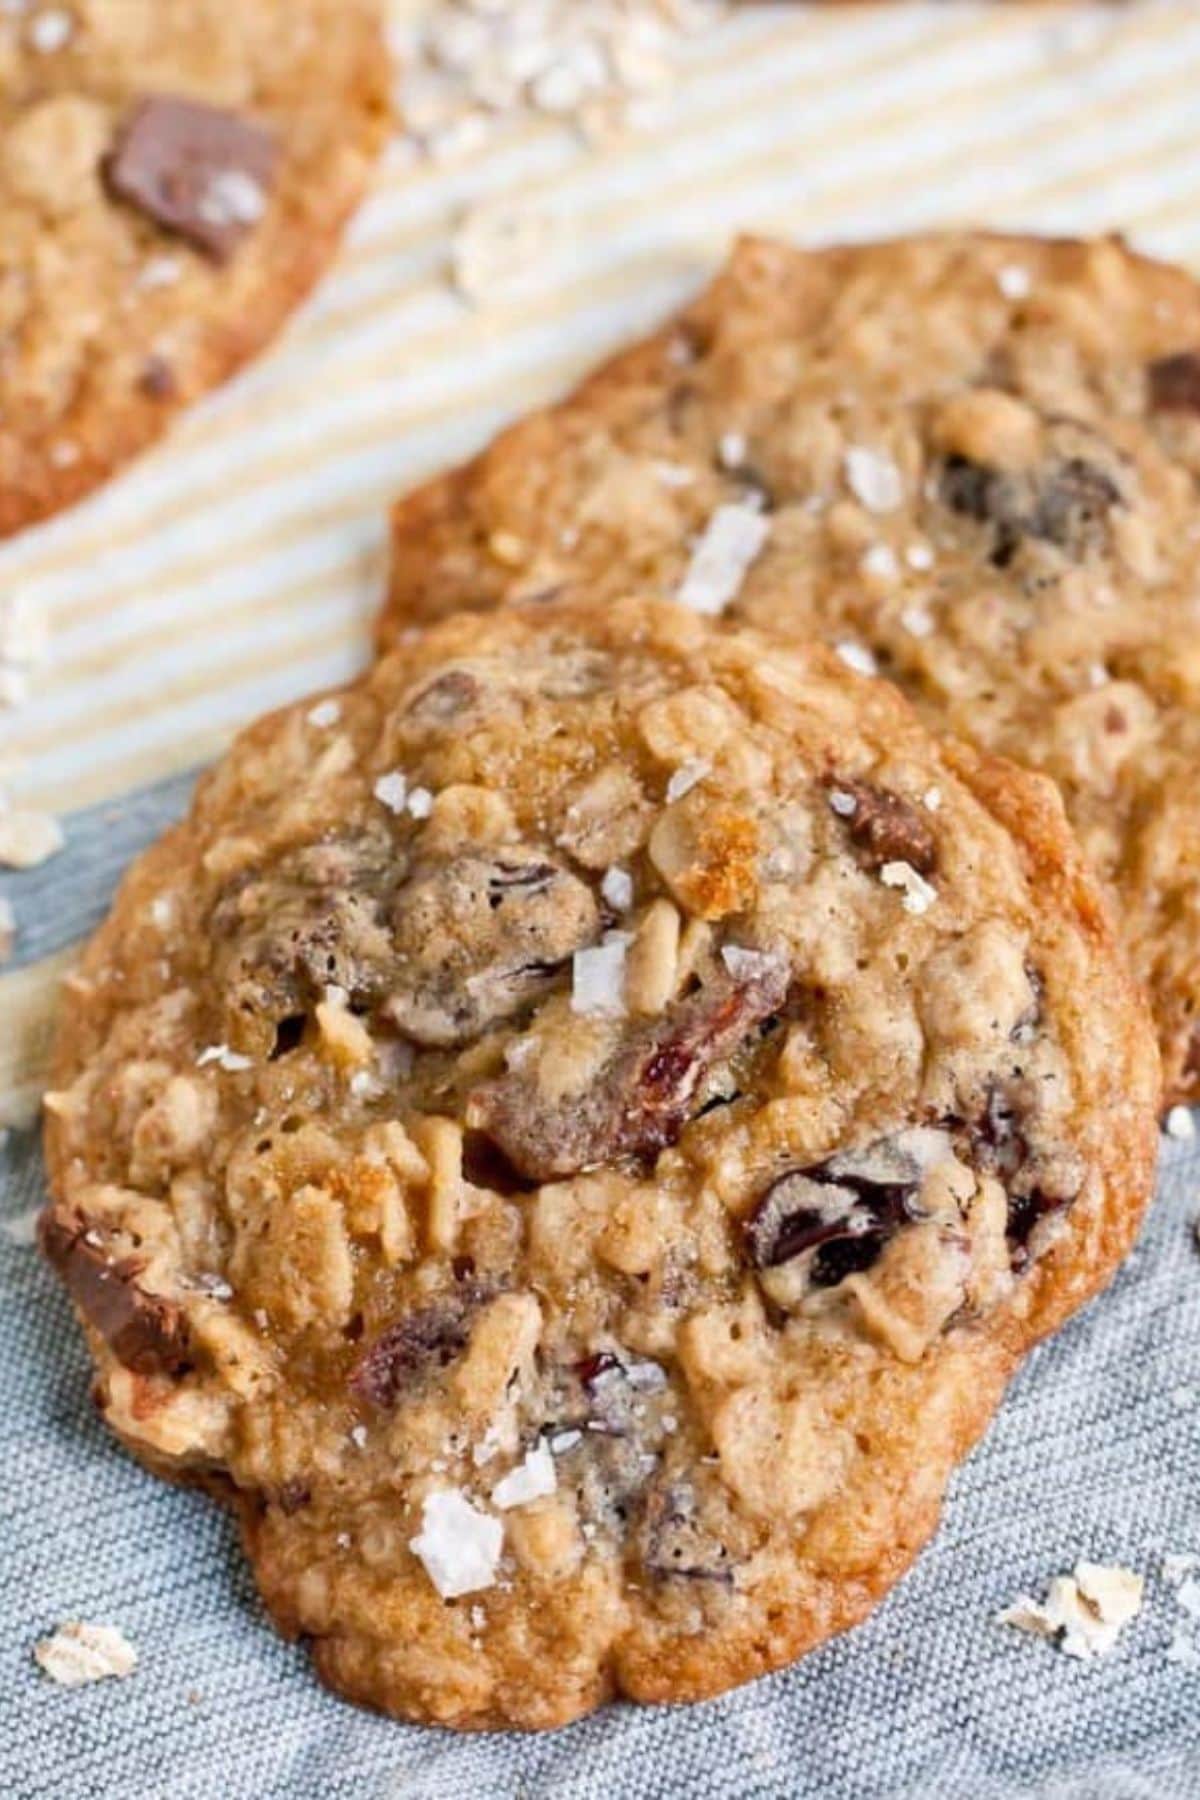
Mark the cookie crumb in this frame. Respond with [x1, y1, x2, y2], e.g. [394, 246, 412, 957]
[677, 502, 770, 616]
[1164, 1105, 1195, 1141]
[396, 1, 728, 159]
[34, 1622, 138, 1687]
[997, 1562, 1143, 1660]
[2, 1205, 40, 1247]
[451, 202, 558, 305]
[409, 1489, 503, 1598]
[0, 806, 64, 869]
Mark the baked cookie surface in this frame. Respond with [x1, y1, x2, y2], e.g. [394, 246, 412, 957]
[383, 232, 1200, 1104]
[0, 0, 388, 533]
[41, 599, 1158, 1729]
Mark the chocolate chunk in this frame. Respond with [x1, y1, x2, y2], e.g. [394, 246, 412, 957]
[214, 838, 398, 1046]
[470, 960, 787, 1182]
[961, 1078, 1083, 1267]
[350, 1290, 482, 1409]
[106, 95, 277, 263]
[39, 1211, 190, 1377]
[939, 430, 1124, 568]
[742, 1138, 922, 1285]
[1004, 1188, 1068, 1266]
[1148, 351, 1200, 414]
[386, 850, 599, 1048]
[827, 776, 937, 876]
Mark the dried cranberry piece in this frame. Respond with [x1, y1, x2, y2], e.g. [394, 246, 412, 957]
[350, 1290, 484, 1409]
[575, 1351, 622, 1390]
[470, 961, 787, 1182]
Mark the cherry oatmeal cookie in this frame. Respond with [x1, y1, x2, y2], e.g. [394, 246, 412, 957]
[41, 598, 1159, 1729]
[382, 232, 1200, 1105]
[0, 0, 388, 533]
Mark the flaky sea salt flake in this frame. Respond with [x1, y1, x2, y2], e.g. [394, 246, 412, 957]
[844, 446, 903, 513]
[492, 1443, 557, 1509]
[572, 932, 632, 1015]
[677, 502, 769, 615]
[373, 770, 408, 814]
[410, 1489, 503, 1598]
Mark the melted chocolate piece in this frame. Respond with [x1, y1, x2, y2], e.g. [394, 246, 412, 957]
[962, 1078, 1082, 1268]
[827, 777, 937, 876]
[1148, 351, 1200, 414]
[742, 1139, 921, 1284]
[39, 1212, 190, 1377]
[106, 95, 277, 262]
[940, 429, 1124, 567]
[470, 962, 788, 1182]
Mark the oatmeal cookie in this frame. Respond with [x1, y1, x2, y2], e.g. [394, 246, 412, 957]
[41, 598, 1159, 1729]
[382, 232, 1200, 1105]
[0, 0, 388, 533]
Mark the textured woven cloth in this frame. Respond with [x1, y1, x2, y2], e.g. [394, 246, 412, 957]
[2, 774, 1199, 1800]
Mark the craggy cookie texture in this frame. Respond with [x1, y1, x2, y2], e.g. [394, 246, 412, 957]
[0, 0, 388, 533]
[383, 232, 1200, 1104]
[42, 600, 1158, 1729]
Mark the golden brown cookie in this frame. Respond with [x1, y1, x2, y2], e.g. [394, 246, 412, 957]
[0, 0, 388, 533]
[382, 232, 1200, 1106]
[41, 598, 1159, 1729]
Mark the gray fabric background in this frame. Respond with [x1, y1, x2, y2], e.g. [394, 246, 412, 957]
[3, 775, 1198, 1799]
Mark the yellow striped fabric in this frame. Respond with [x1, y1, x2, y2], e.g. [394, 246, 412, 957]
[3, 0, 1200, 1118]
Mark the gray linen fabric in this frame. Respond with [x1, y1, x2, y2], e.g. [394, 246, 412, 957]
[3, 774, 1198, 1800]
